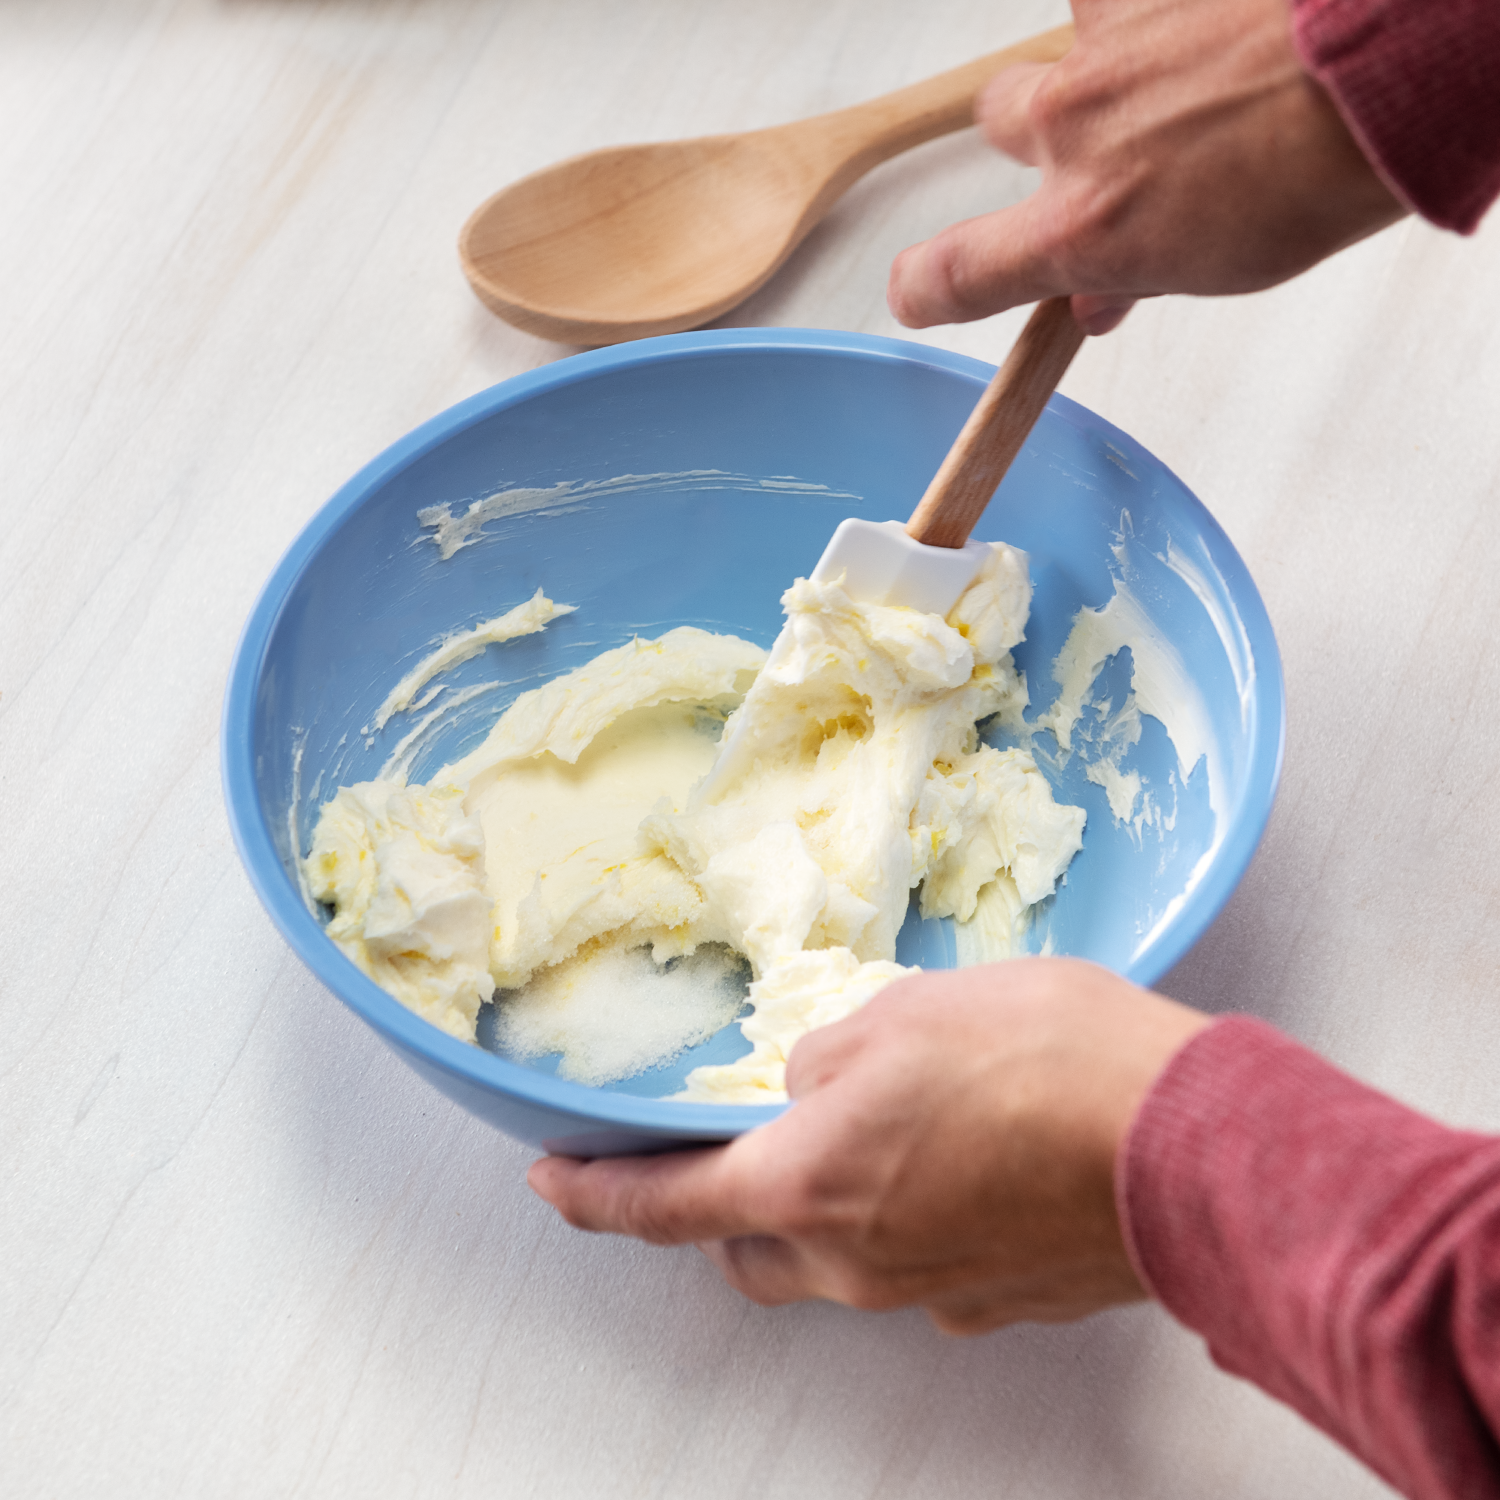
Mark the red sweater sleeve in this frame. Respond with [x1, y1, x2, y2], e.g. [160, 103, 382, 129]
[1118, 1016, 1500, 1500]
[1290, 0, 1500, 233]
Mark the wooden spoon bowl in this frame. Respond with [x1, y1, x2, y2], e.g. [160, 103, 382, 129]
[460, 25, 1073, 346]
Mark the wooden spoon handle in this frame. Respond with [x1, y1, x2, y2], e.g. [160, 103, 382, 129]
[905, 298, 1085, 549]
[814, 23, 1074, 170]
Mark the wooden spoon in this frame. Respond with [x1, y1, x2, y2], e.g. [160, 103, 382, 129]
[459, 24, 1073, 346]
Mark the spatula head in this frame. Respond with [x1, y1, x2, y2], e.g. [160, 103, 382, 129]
[810, 518, 989, 616]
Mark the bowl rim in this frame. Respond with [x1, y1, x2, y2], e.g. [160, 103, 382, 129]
[221, 326, 1286, 1139]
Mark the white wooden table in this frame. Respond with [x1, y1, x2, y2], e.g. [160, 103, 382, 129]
[6, 2, 1497, 1495]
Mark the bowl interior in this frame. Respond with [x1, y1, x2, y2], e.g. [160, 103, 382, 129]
[232, 331, 1282, 1130]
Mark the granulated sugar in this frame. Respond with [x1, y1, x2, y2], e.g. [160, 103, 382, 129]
[492, 944, 749, 1086]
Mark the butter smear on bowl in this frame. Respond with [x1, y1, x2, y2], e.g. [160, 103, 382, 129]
[304, 544, 1085, 1104]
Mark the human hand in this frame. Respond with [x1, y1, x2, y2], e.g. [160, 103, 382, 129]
[888, 0, 1405, 335]
[528, 959, 1209, 1333]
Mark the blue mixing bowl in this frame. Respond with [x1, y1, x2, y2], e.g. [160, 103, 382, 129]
[223, 328, 1284, 1156]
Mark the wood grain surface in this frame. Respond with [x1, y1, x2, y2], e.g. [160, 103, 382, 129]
[906, 296, 1084, 547]
[457, 23, 1073, 343]
[5, 2, 1499, 1497]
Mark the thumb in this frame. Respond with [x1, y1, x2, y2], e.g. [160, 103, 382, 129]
[887, 196, 1064, 328]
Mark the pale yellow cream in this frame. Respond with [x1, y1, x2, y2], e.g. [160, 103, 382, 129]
[305, 547, 1086, 1102]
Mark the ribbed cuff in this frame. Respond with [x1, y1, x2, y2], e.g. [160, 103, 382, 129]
[1291, 0, 1500, 233]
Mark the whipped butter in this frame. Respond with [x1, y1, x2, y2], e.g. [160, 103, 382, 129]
[306, 546, 1087, 1103]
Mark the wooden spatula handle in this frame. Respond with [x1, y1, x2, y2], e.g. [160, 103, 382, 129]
[905, 297, 1085, 549]
[820, 24, 1075, 167]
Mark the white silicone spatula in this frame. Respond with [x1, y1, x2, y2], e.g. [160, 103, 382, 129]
[811, 297, 1085, 613]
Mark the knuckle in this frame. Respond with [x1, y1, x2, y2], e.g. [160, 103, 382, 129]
[1024, 72, 1067, 139]
[830, 1269, 902, 1313]
[632, 1212, 682, 1246]
[930, 1302, 1002, 1338]
[763, 1170, 822, 1238]
[782, 1029, 838, 1096]
[1035, 180, 1136, 290]
[1027, 54, 1109, 143]
[555, 1202, 595, 1232]
[714, 1237, 755, 1282]
[925, 229, 990, 321]
[926, 1294, 1015, 1337]
[615, 1181, 682, 1245]
[767, 1148, 869, 1239]
[927, 1307, 984, 1337]
[785, 1016, 880, 1098]
[715, 1238, 792, 1307]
